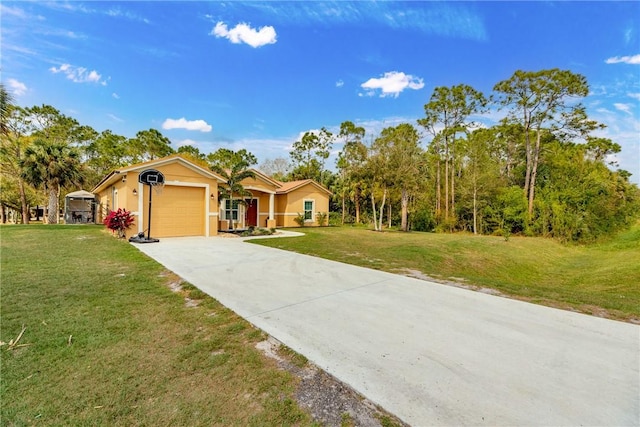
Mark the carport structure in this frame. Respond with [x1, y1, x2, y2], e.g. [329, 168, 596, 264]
[63, 190, 97, 224]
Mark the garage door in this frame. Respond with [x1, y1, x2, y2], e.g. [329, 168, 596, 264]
[147, 185, 205, 237]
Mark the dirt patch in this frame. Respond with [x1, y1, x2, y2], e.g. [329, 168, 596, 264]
[256, 337, 407, 427]
[397, 268, 505, 296]
[216, 233, 241, 238]
[184, 298, 199, 308]
[396, 269, 640, 323]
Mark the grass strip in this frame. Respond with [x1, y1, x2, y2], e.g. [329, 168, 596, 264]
[1, 225, 313, 426]
[251, 224, 640, 322]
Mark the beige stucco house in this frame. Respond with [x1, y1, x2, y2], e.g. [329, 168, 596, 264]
[92, 155, 331, 238]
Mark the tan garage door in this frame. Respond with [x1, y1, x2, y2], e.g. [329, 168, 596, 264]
[147, 185, 205, 237]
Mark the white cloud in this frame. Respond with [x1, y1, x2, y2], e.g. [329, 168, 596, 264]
[222, 3, 487, 41]
[0, 5, 27, 19]
[605, 54, 640, 65]
[7, 78, 27, 96]
[336, 79, 344, 88]
[49, 63, 106, 84]
[613, 103, 634, 115]
[162, 118, 212, 132]
[360, 71, 424, 98]
[628, 92, 640, 101]
[112, 93, 120, 99]
[175, 139, 199, 148]
[107, 113, 123, 122]
[106, 7, 150, 24]
[211, 22, 277, 48]
[624, 28, 634, 45]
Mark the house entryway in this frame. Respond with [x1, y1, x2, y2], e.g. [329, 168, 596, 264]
[245, 199, 258, 227]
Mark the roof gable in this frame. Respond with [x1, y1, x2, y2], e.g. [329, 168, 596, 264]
[92, 155, 226, 193]
[275, 179, 332, 196]
[120, 155, 224, 179]
[249, 168, 282, 189]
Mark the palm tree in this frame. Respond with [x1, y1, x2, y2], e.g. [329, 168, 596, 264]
[20, 139, 84, 224]
[0, 83, 14, 136]
[209, 156, 255, 231]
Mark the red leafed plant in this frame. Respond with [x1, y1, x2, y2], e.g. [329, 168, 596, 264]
[103, 208, 135, 238]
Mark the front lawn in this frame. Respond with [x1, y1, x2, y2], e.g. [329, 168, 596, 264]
[1, 225, 312, 426]
[251, 224, 640, 322]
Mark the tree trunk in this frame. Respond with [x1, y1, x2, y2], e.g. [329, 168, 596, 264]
[445, 141, 449, 220]
[451, 138, 455, 221]
[371, 192, 378, 231]
[435, 160, 441, 219]
[401, 189, 409, 231]
[341, 188, 346, 225]
[451, 157, 455, 220]
[472, 185, 478, 235]
[528, 131, 542, 217]
[47, 186, 59, 224]
[378, 188, 386, 232]
[523, 120, 532, 199]
[355, 187, 361, 224]
[387, 202, 391, 229]
[19, 179, 29, 224]
[1, 204, 6, 224]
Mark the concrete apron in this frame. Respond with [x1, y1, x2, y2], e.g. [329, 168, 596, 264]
[133, 236, 640, 426]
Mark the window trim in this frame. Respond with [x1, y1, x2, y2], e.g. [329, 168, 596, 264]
[303, 199, 314, 223]
[224, 199, 240, 221]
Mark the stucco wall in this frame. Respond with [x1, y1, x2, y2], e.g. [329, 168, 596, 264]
[275, 185, 330, 227]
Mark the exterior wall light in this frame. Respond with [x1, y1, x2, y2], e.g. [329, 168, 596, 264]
[133, 189, 138, 196]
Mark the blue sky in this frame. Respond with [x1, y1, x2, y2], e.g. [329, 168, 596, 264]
[2, 1, 639, 182]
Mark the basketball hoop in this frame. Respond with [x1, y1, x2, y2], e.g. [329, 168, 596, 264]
[139, 169, 165, 186]
[150, 181, 164, 195]
[129, 169, 165, 244]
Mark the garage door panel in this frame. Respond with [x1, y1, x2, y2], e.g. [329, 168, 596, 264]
[149, 186, 205, 237]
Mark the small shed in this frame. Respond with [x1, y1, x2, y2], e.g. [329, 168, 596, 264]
[64, 190, 97, 224]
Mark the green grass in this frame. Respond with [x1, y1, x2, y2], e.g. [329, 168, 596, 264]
[251, 224, 640, 322]
[1, 225, 313, 426]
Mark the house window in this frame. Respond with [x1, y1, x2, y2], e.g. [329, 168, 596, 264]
[304, 200, 314, 222]
[225, 200, 240, 221]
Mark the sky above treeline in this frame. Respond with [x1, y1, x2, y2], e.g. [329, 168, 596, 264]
[3, 1, 639, 182]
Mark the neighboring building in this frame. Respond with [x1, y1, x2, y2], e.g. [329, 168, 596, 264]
[64, 190, 98, 224]
[92, 155, 331, 238]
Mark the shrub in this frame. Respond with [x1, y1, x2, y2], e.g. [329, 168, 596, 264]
[103, 208, 135, 238]
[328, 211, 342, 226]
[316, 211, 328, 226]
[241, 227, 275, 237]
[411, 209, 435, 232]
[293, 213, 305, 227]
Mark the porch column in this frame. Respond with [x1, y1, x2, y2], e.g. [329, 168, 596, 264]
[268, 193, 274, 220]
[267, 193, 276, 228]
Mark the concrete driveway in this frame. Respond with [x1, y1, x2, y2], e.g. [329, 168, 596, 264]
[134, 235, 639, 426]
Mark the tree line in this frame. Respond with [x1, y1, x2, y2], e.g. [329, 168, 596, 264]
[264, 68, 639, 242]
[1, 68, 638, 242]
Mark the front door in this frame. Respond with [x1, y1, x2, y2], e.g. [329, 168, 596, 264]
[245, 199, 258, 227]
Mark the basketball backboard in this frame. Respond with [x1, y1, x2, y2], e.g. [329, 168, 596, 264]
[138, 169, 165, 185]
